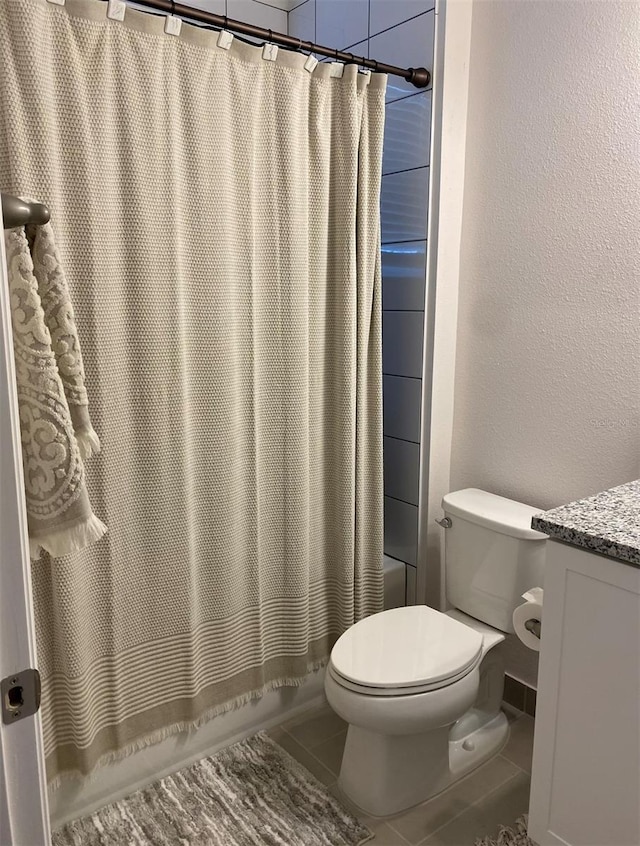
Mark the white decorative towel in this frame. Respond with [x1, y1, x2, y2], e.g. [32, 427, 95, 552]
[5, 221, 106, 559]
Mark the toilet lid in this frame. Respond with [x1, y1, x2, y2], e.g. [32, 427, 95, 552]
[330, 606, 483, 691]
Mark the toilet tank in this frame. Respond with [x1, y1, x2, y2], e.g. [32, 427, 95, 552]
[442, 489, 548, 633]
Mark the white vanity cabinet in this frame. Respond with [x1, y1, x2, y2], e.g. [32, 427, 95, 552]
[528, 541, 640, 846]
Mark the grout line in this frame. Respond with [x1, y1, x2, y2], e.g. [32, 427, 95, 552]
[384, 820, 413, 845]
[387, 87, 433, 103]
[381, 238, 428, 248]
[282, 726, 341, 779]
[501, 754, 532, 778]
[388, 88, 433, 106]
[383, 165, 430, 178]
[383, 433, 420, 450]
[301, 725, 348, 753]
[368, 7, 436, 42]
[385, 493, 418, 507]
[414, 770, 525, 846]
[383, 166, 431, 179]
[382, 238, 429, 246]
[249, 0, 291, 14]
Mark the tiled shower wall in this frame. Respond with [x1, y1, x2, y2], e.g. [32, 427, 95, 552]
[290, 0, 435, 602]
[188, 1, 287, 32]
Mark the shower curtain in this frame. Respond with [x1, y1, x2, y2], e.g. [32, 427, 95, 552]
[0, 0, 385, 781]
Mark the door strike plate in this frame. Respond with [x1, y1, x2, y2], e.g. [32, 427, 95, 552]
[1, 668, 41, 724]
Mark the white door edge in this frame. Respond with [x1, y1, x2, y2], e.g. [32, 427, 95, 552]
[0, 207, 51, 844]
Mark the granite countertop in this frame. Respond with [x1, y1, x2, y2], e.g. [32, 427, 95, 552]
[531, 479, 640, 566]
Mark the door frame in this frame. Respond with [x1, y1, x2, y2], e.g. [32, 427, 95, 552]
[0, 210, 51, 845]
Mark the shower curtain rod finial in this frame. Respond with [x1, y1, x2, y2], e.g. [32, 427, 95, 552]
[407, 67, 431, 88]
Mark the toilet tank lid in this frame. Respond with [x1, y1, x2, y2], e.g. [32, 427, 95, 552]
[442, 489, 549, 541]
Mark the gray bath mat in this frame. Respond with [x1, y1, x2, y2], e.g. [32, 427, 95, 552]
[53, 731, 373, 846]
[475, 816, 538, 846]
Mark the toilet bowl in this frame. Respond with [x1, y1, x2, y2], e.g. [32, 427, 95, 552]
[325, 488, 548, 817]
[325, 605, 508, 816]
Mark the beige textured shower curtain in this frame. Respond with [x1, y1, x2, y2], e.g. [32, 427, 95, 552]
[0, 0, 385, 781]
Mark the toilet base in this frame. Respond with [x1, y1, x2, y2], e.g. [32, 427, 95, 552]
[338, 710, 510, 818]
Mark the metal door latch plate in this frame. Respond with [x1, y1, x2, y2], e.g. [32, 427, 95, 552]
[1, 668, 41, 724]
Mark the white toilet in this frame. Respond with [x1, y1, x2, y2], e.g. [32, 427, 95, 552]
[324, 488, 547, 817]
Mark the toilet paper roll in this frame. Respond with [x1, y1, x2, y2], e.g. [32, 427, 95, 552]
[512, 587, 543, 651]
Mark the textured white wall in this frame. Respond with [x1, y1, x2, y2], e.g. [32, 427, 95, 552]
[452, 0, 640, 506]
[450, 0, 640, 685]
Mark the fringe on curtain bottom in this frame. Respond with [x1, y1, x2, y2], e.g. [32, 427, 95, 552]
[46, 656, 330, 792]
[30, 513, 107, 561]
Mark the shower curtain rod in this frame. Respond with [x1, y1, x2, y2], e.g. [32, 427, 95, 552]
[1, 193, 51, 229]
[122, 0, 431, 89]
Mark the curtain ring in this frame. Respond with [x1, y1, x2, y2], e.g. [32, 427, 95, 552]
[170, 0, 175, 14]
[268, 29, 273, 42]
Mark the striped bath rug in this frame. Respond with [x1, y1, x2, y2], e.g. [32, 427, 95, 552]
[475, 816, 538, 846]
[53, 732, 373, 846]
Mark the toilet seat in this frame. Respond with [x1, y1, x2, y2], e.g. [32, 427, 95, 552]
[330, 606, 484, 696]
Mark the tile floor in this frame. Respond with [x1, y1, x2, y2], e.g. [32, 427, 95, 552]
[267, 704, 535, 846]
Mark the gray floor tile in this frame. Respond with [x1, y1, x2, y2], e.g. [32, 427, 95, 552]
[388, 755, 520, 845]
[501, 716, 535, 773]
[309, 729, 348, 775]
[372, 821, 412, 845]
[283, 707, 347, 750]
[422, 771, 531, 846]
[267, 726, 336, 786]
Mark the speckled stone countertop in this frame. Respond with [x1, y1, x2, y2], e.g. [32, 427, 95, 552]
[531, 480, 640, 566]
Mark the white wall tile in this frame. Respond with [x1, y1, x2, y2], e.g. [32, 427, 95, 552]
[383, 91, 431, 175]
[182, 0, 225, 13]
[369, 0, 433, 38]
[405, 564, 417, 605]
[381, 241, 427, 311]
[316, 0, 368, 50]
[227, 0, 287, 32]
[369, 11, 434, 101]
[383, 375, 422, 442]
[343, 39, 368, 61]
[383, 555, 407, 609]
[289, 0, 315, 43]
[381, 167, 429, 244]
[383, 311, 424, 378]
[384, 437, 420, 505]
[384, 497, 418, 565]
